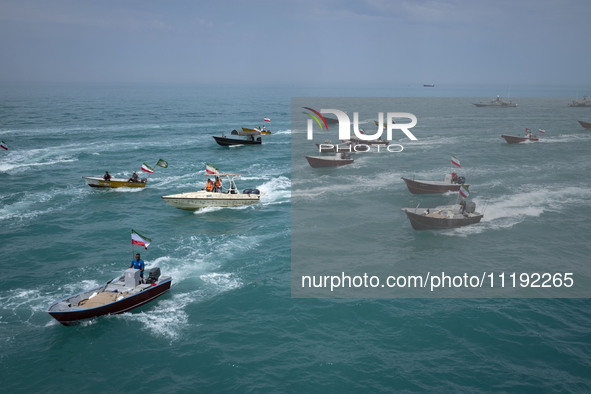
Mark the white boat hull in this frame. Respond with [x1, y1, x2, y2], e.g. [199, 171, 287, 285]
[161, 190, 261, 210]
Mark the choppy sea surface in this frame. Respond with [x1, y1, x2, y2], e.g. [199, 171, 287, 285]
[1, 83, 590, 392]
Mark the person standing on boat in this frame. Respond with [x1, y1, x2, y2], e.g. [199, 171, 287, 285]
[214, 176, 222, 192]
[103, 171, 111, 181]
[129, 253, 145, 281]
[206, 178, 213, 192]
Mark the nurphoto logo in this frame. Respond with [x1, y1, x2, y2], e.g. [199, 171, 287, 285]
[304, 107, 418, 141]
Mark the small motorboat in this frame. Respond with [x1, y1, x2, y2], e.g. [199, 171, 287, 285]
[213, 129, 262, 146]
[305, 153, 354, 168]
[401, 202, 483, 230]
[402, 173, 468, 194]
[161, 173, 262, 211]
[501, 134, 539, 144]
[83, 176, 147, 188]
[578, 120, 591, 129]
[473, 96, 517, 107]
[47, 267, 172, 325]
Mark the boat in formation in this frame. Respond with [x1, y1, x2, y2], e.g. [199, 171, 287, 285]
[47, 267, 172, 325]
[568, 96, 591, 107]
[401, 202, 484, 230]
[305, 152, 354, 168]
[161, 173, 262, 210]
[83, 176, 147, 188]
[213, 129, 263, 146]
[473, 96, 517, 107]
[401, 173, 468, 194]
[578, 120, 591, 129]
[501, 134, 539, 144]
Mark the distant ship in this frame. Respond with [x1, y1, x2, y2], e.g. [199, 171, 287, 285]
[473, 96, 517, 107]
[568, 96, 591, 107]
[423, 83, 435, 87]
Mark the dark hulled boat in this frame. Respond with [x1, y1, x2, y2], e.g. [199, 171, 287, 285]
[47, 267, 171, 325]
[501, 134, 539, 144]
[401, 175, 468, 194]
[401, 203, 483, 230]
[578, 120, 591, 129]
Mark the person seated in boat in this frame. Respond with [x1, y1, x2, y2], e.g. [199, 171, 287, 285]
[206, 178, 213, 192]
[214, 176, 222, 192]
[103, 171, 111, 181]
[129, 253, 145, 281]
[128, 171, 140, 183]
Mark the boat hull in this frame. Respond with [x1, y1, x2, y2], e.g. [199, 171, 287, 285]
[47, 278, 172, 325]
[162, 191, 261, 210]
[578, 120, 591, 129]
[401, 177, 467, 194]
[501, 134, 539, 144]
[401, 208, 483, 230]
[213, 136, 261, 146]
[83, 176, 146, 188]
[305, 155, 354, 168]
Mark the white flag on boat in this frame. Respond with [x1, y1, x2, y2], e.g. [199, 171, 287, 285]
[141, 163, 154, 173]
[131, 230, 151, 250]
[459, 184, 470, 199]
[451, 155, 461, 168]
[206, 163, 220, 174]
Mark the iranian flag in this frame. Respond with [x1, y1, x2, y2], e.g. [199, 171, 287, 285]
[0, 140, 7, 150]
[206, 163, 220, 174]
[156, 158, 168, 168]
[459, 184, 470, 199]
[451, 155, 461, 168]
[538, 129, 546, 133]
[141, 163, 154, 173]
[131, 230, 151, 250]
[264, 117, 271, 122]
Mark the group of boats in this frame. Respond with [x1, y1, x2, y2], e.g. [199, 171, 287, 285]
[400, 157, 484, 230]
[53, 122, 274, 325]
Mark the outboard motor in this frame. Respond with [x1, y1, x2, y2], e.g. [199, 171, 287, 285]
[256, 137, 262, 142]
[456, 176, 466, 184]
[145, 267, 161, 284]
[465, 201, 476, 214]
[242, 189, 260, 195]
[231, 129, 239, 135]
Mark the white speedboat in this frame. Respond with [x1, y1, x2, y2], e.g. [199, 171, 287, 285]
[401, 202, 483, 230]
[161, 173, 262, 211]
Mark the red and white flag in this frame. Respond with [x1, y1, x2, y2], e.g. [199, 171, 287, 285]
[459, 184, 470, 199]
[0, 140, 7, 150]
[206, 163, 220, 174]
[131, 230, 151, 250]
[451, 155, 461, 168]
[538, 129, 546, 133]
[141, 163, 154, 173]
[264, 117, 271, 122]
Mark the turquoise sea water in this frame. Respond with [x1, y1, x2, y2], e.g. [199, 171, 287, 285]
[1, 84, 591, 392]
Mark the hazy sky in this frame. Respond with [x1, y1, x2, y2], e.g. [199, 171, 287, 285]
[1, 0, 589, 86]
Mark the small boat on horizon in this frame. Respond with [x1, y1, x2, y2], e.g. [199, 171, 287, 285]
[473, 96, 517, 107]
[401, 202, 483, 230]
[47, 267, 172, 326]
[423, 83, 435, 87]
[568, 96, 591, 107]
